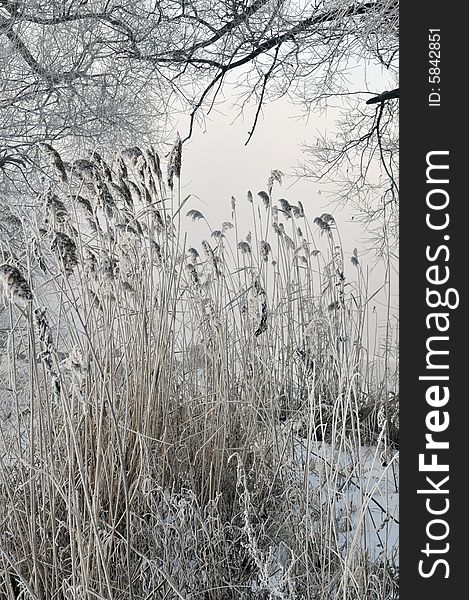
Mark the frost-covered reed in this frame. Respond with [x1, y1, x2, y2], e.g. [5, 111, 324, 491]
[0, 141, 398, 599]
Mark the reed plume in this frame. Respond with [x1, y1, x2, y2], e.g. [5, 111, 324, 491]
[0, 263, 33, 302]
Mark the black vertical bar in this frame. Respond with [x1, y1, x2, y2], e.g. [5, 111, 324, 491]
[401, 3, 466, 598]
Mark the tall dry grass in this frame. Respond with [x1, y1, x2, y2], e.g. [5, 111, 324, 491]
[0, 141, 398, 599]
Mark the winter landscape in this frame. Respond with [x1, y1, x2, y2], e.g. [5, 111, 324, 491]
[0, 1, 398, 598]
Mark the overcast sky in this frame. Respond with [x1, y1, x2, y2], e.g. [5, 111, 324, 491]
[179, 97, 361, 241]
[175, 93, 398, 364]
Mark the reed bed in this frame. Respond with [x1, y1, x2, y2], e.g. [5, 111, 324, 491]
[0, 141, 398, 599]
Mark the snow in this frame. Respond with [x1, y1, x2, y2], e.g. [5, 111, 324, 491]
[294, 436, 399, 565]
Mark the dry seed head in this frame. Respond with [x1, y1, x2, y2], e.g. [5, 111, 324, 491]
[314, 216, 332, 237]
[34, 307, 58, 383]
[202, 240, 220, 277]
[142, 160, 157, 197]
[257, 190, 270, 208]
[32, 237, 47, 273]
[247, 279, 268, 337]
[34, 307, 53, 348]
[152, 240, 163, 266]
[96, 182, 116, 218]
[253, 276, 265, 297]
[187, 247, 200, 261]
[42, 190, 69, 226]
[167, 133, 182, 190]
[70, 159, 101, 183]
[314, 216, 325, 227]
[51, 232, 78, 276]
[202, 297, 222, 331]
[185, 262, 200, 287]
[119, 181, 135, 211]
[201, 239, 215, 261]
[320, 213, 335, 224]
[291, 204, 302, 218]
[73, 194, 93, 215]
[0, 204, 22, 231]
[90, 151, 112, 181]
[144, 147, 163, 185]
[121, 146, 143, 166]
[0, 264, 33, 302]
[141, 187, 153, 206]
[113, 154, 128, 180]
[127, 180, 142, 205]
[83, 248, 98, 277]
[267, 169, 284, 195]
[278, 198, 292, 218]
[187, 209, 204, 222]
[135, 155, 147, 182]
[100, 254, 119, 281]
[110, 181, 133, 209]
[153, 208, 165, 232]
[238, 241, 251, 254]
[254, 299, 268, 337]
[259, 240, 271, 262]
[37, 142, 67, 183]
[377, 404, 387, 430]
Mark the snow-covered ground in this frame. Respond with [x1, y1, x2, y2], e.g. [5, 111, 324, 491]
[295, 437, 399, 565]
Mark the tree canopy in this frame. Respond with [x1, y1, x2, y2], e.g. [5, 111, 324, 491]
[1, 0, 398, 245]
[1, 1, 398, 148]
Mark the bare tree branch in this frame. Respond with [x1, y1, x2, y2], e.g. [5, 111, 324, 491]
[366, 88, 399, 104]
